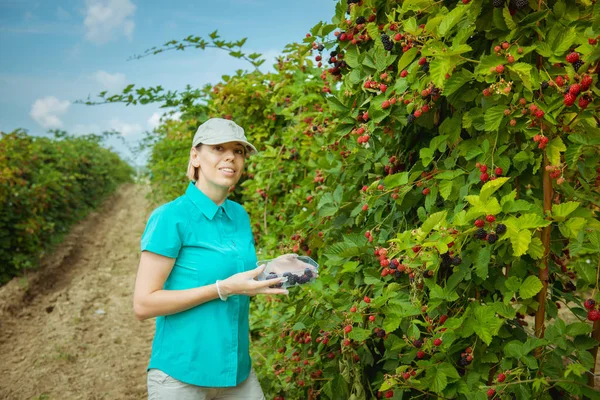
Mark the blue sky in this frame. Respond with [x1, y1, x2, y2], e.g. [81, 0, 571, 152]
[0, 0, 335, 165]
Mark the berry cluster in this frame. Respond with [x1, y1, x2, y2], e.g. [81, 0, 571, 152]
[545, 165, 565, 185]
[459, 347, 473, 366]
[566, 51, 585, 72]
[476, 162, 503, 182]
[474, 216, 506, 244]
[585, 298, 600, 321]
[267, 268, 315, 288]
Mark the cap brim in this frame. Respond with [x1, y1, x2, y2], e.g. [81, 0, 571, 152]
[198, 139, 258, 155]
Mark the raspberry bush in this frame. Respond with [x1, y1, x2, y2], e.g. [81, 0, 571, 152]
[90, 0, 600, 398]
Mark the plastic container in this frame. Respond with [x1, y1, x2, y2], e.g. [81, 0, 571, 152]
[256, 254, 319, 289]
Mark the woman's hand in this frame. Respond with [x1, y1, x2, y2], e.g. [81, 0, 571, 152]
[219, 265, 288, 297]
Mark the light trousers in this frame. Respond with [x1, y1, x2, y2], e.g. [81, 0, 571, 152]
[147, 368, 265, 400]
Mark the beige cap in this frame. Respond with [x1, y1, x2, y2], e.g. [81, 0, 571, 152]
[192, 118, 257, 155]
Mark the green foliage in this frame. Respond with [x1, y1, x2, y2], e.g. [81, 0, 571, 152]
[0, 129, 133, 283]
[99, 0, 600, 397]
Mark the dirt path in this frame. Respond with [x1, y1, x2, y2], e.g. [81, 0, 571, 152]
[0, 184, 154, 400]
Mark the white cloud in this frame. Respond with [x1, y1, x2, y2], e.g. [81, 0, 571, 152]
[84, 0, 136, 45]
[30, 96, 70, 129]
[147, 111, 182, 130]
[93, 70, 127, 92]
[109, 118, 143, 137]
[73, 123, 101, 134]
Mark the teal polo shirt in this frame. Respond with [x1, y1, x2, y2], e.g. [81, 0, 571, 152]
[140, 182, 258, 387]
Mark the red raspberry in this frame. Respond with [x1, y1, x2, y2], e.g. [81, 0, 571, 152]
[433, 338, 442, 346]
[566, 52, 579, 64]
[422, 104, 430, 113]
[403, 372, 410, 380]
[362, 204, 369, 211]
[462, 0, 470, 3]
[400, 70, 408, 77]
[584, 298, 596, 310]
[509, 119, 516, 126]
[422, 187, 430, 195]
[578, 96, 590, 109]
[380, 84, 388, 93]
[588, 310, 600, 321]
[363, 296, 371, 304]
[350, 306, 357, 312]
[417, 350, 425, 359]
[581, 75, 592, 90]
[569, 84, 581, 95]
[475, 219, 485, 228]
[480, 165, 488, 173]
[495, 167, 503, 175]
[495, 64, 505, 73]
[382, 100, 390, 109]
[418, 57, 427, 65]
[497, 373, 506, 382]
[486, 215, 496, 223]
[590, 38, 598, 45]
[344, 325, 353, 333]
[480, 172, 489, 182]
[502, 42, 509, 49]
[555, 76, 564, 87]
[487, 388, 496, 397]
[507, 55, 515, 63]
[414, 109, 422, 118]
[385, 391, 394, 399]
[483, 88, 491, 96]
[439, 314, 448, 324]
[394, 33, 402, 41]
[369, 315, 376, 322]
[356, 127, 365, 135]
[535, 109, 544, 119]
[380, 73, 388, 80]
[564, 93, 576, 106]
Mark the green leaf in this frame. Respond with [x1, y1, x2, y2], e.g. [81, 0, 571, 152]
[484, 105, 507, 132]
[474, 246, 491, 279]
[517, 213, 550, 229]
[566, 322, 593, 337]
[552, 27, 577, 55]
[444, 69, 473, 97]
[348, 327, 372, 342]
[471, 305, 503, 345]
[559, 218, 587, 239]
[439, 6, 467, 37]
[397, 47, 419, 74]
[527, 237, 544, 260]
[508, 63, 533, 91]
[383, 172, 409, 189]
[430, 57, 454, 89]
[509, 229, 532, 257]
[422, 211, 447, 236]
[505, 276, 522, 292]
[344, 46, 360, 69]
[546, 137, 566, 166]
[480, 177, 510, 202]
[551, 202, 579, 221]
[519, 275, 543, 299]
[384, 316, 402, 333]
[502, 7, 517, 30]
[439, 180, 453, 200]
[504, 341, 524, 358]
[428, 365, 448, 394]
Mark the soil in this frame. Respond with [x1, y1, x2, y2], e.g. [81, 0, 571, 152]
[0, 184, 153, 400]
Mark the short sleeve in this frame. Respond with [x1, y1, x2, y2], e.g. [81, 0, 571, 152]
[140, 204, 183, 258]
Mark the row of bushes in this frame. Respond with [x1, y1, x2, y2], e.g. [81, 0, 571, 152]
[0, 129, 133, 283]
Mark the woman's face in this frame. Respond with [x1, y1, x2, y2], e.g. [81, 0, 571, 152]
[192, 142, 246, 189]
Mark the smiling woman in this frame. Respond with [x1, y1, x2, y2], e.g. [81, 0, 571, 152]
[133, 118, 287, 399]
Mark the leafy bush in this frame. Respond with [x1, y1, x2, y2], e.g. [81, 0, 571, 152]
[95, 0, 600, 397]
[0, 129, 133, 283]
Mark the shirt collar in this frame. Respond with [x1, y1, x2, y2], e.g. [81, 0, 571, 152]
[186, 182, 232, 220]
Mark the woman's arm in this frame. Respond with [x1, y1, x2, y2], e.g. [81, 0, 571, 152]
[133, 251, 287, 321]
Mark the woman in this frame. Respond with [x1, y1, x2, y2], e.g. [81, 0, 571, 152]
[133, 118, 288, 399]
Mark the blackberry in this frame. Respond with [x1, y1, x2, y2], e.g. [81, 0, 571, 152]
[394, 271, 402, 279]
[330, 50, 338, 57]
[288, 274, 298, 285]
[541, 81, 549, 89]
[312, 125, 318, 132]
[493, 0, 505, 7]
[413, 339, 423, 348]
[496, 223, 507, 235]
[381, 34, 394, 51]
[573, 60, 584, 72]
[304, 268, 314, 279]
[356, 16, 366, 25]
[487, 233, 499, 244]
[510, 0, 528, 9]
[266, 273, 278, 280]
[431, 87, 440, 96]
[376, 329, 386, 338]
[451, 256, 462, 265]
[421, 62, 430, 73]
[407, 114, 416, 124]
[317, 44, 324, 52]
[474, 228, 487, 239]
